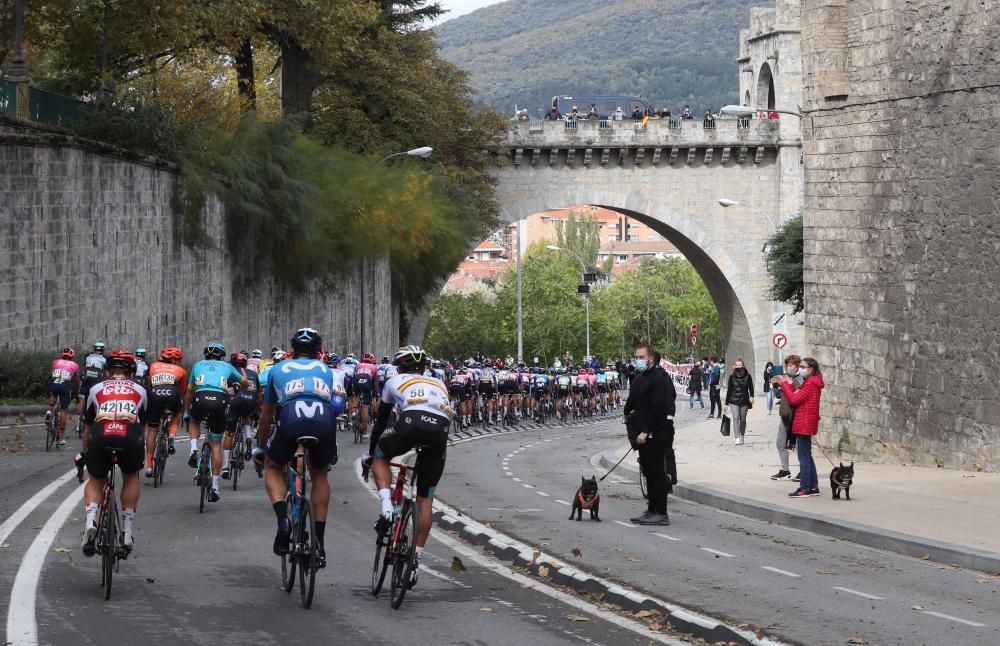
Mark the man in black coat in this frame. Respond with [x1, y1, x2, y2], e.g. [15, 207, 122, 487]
[623, 344, 675, 525]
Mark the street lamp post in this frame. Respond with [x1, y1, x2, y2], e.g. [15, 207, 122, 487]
[378, 146, 433, 165]
[8, 0, 29, 76]
[516, 219, 523, 363]
[547, 245, 590, 360]
[717, 104, 805, 119]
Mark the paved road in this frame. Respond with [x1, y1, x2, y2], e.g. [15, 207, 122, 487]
[1, 422, 683, 646]
[437, 406, 1000, 646]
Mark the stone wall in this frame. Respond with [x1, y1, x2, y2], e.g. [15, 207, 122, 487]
[0, 120, 398, 357]
[800, 1, 1000, 470]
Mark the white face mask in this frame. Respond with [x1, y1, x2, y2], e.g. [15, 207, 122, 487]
[786, 365, 799, 376]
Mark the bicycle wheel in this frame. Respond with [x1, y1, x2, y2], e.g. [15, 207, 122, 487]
[371, 522, 390, 596]
[157, 431, 168, 486]
[46, 417, 56, 452]
[231, 443, 242, 491]
[298, 499, 318, 608]
[281, 498, 297, 593]
[198, 444, 211, 513]
[353, 415, 362, 444]
[390, 501, 417, 609]
[639, 467, 648, 500]
[102, 498, 118, 600]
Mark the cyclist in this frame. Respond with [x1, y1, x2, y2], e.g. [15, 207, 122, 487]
[257, 328, 342, 564]
[531, 368, 552, 421]
[595, 368, 609, 412]
[222, 352, 259, 480]
[246, 349, 264, 373]
[369, 345, 452, 585]
[449, 366, 472, 426]
[133, 348, 149, 382]
[497, 361, 519, 421]
[477, 362, 498, 423]
[143, 347, 187, 477]
[77, 342, 107, 417]
[354, 353, 379, 436]
[376, 355, 393, 397]
[554, 368, 573, 419]
[46, 347, 80, 446]
[80, 349, 147, 556]
[184, 342, 246, 502]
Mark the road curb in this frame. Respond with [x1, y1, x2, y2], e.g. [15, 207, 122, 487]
[433, 503, 786, 646]
[599, 448, 1000, 574]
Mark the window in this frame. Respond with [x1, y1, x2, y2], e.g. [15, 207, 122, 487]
[647, 235, 658, 240]
[606, 223, 617, 229]
[627, 223, 638, 229]
[608, 235, 619, 242]
[628, 235, 638, 241]
[618, 255, 628, 261]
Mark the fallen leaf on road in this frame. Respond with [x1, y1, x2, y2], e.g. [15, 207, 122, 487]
[626, 556, 639, 562]
[571, 547, 582, 557]
[465, 482, 471, 486]
[537, 565, 550, 577]
[920, 554, 930, 560]
[975, 579, 989, 584]
[816, 569, 837, 575]
[531, 550, 541, 564]
[564, 614, 590, 622]
[648, 622, 663, 631]
[635, 610, 661, 619]
[480, 607, 494, 613]
[52, 547, 71, 554]
[451, 557, 467, 573]
[911, 605, 925, 610]
[847, 636, 868, 644]
[1, 543, 10, 549]
[145, 577, 155, 584]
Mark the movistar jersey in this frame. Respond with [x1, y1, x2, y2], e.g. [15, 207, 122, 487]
[188, 359, 244, 393]
[264, 358, 335, 407]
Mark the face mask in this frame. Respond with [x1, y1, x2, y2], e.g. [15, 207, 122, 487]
[634, 359, 648, 372]
[786, 366, 798, 376]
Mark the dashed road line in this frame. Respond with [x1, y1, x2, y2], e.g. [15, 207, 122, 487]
[832, 586, 882, 601]
[614, 520, 638, 528]
[700, 547, 734, 558]
[522, 483, 534, 489]
[512, 477, 522, 482]
[555, 500, 571, 506]
[653, 532, 681, 542]
[536, 491, 550, 497]
[921, 611, 987, 627]
[761, 566, 801, 578]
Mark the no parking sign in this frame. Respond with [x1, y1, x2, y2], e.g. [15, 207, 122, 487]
[772, 333, 788, 349]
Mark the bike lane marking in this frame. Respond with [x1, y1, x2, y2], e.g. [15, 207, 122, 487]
[0, 469, 77, 545]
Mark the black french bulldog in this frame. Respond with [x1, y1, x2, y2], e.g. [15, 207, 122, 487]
[570, 476, 601, 521]
[830, 462, 854, 500]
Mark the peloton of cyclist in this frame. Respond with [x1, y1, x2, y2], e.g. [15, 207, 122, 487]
[46, 347, 80, 447]
[143, 347, 187, 477]
[80, 349, 147, 556]
[184, 342, 247, 502]
[354, 353, 379, 437]
[369, 345, 453, 586]
[222, 352, 259, 480]
[256, 328, 344, 565]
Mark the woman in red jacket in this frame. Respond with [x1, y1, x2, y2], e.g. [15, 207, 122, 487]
[780, 357, 825, 498]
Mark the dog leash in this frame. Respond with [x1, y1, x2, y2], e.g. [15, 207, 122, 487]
[599, 447, 634, 481]
[813, 438, 839, 469]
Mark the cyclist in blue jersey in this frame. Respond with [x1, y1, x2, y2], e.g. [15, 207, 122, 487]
[255, 328, 344, 564]
[184, 342, 247, 502]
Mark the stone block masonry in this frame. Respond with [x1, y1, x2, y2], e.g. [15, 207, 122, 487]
[800, 0, 1000, 470]
[0, 122, 398, 356]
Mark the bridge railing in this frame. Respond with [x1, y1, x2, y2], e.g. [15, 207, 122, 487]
[503, 117, 779, 146]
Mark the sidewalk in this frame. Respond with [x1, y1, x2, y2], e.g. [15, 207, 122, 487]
[601, 403, 1000, 573]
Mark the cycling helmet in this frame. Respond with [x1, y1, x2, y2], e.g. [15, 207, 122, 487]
[392, 345, 427, 372]
[106, 349, 136, 374]
[272, 349, 284, 361]
[60, 347, 75, 360]
[135, 347, 147, 358]
[381, 355, 390, 364]
[204, 342, 226, 359]
[290, 327, 322, 356]
[251, 349, 262, 358]
[363, 352, 376, 364]
[93, 342, 105, 352]
[280, 350, 294, 362]
[347, 353, 356, 360]
[270, 345, 281, 353]
[327, 353, 340, 366]
[231, 352, 248, 367]
[160, 347, 183, 362]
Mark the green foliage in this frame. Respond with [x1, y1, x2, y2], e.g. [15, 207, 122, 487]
[0, 351, 58, 400]
[64, 101, 197, 160]
[435, 0, 764, 116]
[425, 251, 722, 363]
[555, 211, 602, 270]
[765, 215, 804, 314]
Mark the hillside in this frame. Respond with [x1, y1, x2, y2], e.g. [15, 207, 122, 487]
[434, 0, 769, 117]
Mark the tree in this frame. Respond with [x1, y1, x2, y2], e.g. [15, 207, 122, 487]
[555, 210, 602, 270]
[765, 215, 804, 314]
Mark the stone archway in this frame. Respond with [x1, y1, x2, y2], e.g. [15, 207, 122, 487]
[757, 62, 776, 109]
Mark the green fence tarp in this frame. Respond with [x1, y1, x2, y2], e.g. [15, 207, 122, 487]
[0, 79, 16, 117]
[28, 88, 83, 126]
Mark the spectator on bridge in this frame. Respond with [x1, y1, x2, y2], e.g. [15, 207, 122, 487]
[725, 359, 754, 445]
[588, 104, 599, 120]
[688, 362, 705, 410]
[707, 358, 723, 418]
[681, 105, 694, 120]
[545, 105, 562, 120]
[631, 106, 643, 120]
[660, 105, 671, 119]
[567, 105, 582, 121]
[624, 344, 675, 525]
[781, 358, 824, 497]
[770, 355, 802, 481]
[703, 110, 716, 127]
[611, 106, 625, 121]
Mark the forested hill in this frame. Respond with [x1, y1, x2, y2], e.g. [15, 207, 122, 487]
[434, 0, 768, 117]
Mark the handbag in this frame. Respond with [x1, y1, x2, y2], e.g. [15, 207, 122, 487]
[720, 414, 731, 437]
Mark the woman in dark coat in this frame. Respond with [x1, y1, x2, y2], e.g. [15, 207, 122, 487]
[763, 361, 775, 415]
[725, 359, 754, 445]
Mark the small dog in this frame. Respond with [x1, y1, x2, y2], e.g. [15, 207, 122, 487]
[830, 462, 855, 500]
[570, 476, 601, 522]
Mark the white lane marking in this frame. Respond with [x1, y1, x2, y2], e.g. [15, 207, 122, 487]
[833, 586, 883, 601]
[555, 500, 571, 506]
[614, 520, 638, 528]
[761, 566, 801, 578]
[700, 547, 735, 558]
[6, 481, 85, 646]
[653, 532, 681, 542]
[0, 468, 77, 545]
[512, 477, 522, 482]
[921, 611, 987, 627]
[536, 491, 550, 497]
[421, 565, 473, 589]
[522, 484, 534, 489]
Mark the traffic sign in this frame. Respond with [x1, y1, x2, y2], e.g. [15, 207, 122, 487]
[772, 333, 788, 349]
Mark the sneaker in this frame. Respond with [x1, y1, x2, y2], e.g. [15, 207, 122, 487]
[208, 489, 220, 503]
[145, 468, 154, 478]
[707, 415, 714, 419]
[636, 512, 670, 526]
[188, 451, 198, 468]
[788, 488, 810, 498]
[122, 532, 135, 555]
[57, 439, 66, 447]
[168, 438, 176, 455]
[792, 473, 801, 482]
[221, 466, 231, 480]
[81, 520, 97, 556]
[273, 523, 291, 555]
[770, 470, 792, 481]
[629, 512, 653, 524]
[807, 488, 821, 497]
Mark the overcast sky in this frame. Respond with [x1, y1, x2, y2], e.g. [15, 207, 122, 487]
[432, 0, 506, 25]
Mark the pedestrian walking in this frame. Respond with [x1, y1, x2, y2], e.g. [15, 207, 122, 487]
[781, 358, 824, 497]
[769, 355, 802, 480]
[707, 357, 722, 418]
[688, 363, 704, 410]
[763, 361, 775, 414]
[724, 359, 754, 445]
[623, 343, 674, 525]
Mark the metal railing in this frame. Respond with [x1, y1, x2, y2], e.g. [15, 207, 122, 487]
[0, 79, 16, 117]
[28, 87, 83, 125]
